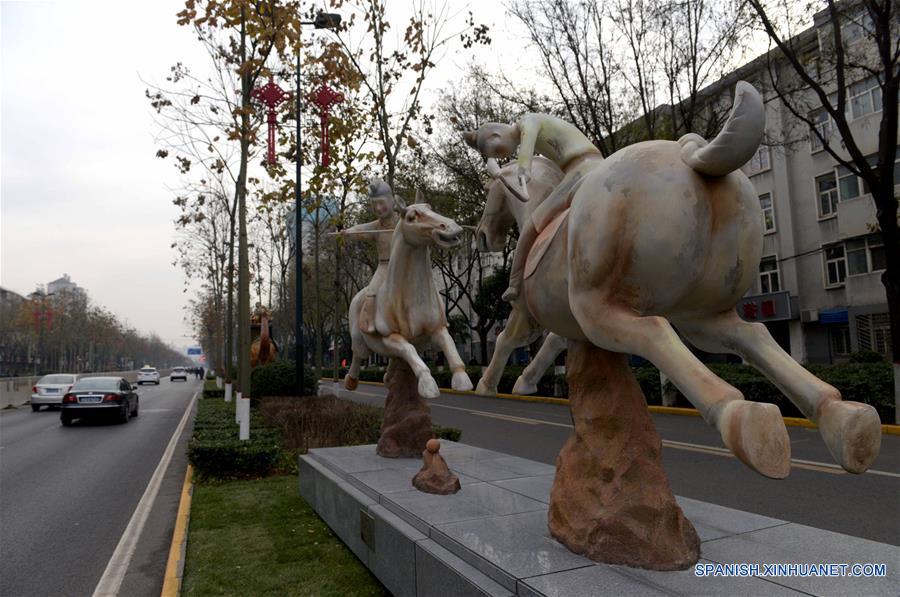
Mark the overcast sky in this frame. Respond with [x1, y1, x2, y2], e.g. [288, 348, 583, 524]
[1, 0, 515, 351]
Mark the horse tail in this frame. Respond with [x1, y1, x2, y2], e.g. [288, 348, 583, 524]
[678, 81, 764, 177]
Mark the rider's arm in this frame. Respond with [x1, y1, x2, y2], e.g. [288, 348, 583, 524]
[342, 220, 378, 240]
[516, 115, 540, 181]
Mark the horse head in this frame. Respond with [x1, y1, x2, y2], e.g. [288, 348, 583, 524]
[395, 190, 464, 250]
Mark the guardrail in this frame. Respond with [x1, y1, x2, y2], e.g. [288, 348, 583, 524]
[0, 369, 175, 409]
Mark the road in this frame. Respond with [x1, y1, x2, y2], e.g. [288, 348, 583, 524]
[0, 376, 199, 597]
[325, 381, 900, 546]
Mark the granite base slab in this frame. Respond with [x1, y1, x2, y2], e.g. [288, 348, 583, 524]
[299, 443, 898, 597]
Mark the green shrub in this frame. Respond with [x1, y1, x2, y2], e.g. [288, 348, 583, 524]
[433, 425, 462, 442]
[188, 399, 283, 480]
[202, 379, 224, 399]
[250, 360, 317, 398]
[848, 350, 885, 363]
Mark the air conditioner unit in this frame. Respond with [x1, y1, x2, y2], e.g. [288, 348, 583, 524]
[801, 309, 819, 323]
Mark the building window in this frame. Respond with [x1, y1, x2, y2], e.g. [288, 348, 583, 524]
[856, 313, 892, 358]
[744, 145, 770, 174]
[830, 326, 851, 356]
[848, 76, 881, 120]
[836, 164, 862, 200]
[759, 256, 780, 293]
[759, 193, 775, 233]
[810, 109, 832, 152]
[824, 244, 847, 287]
[846, 235, 886, 276]
[841, 6, 874, 43]
[816, 172, 839, 217]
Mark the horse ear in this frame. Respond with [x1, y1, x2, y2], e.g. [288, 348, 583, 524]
[394, 195, 407, 216]
[485, 158, 502, 179]
[463, 130, 478, 148]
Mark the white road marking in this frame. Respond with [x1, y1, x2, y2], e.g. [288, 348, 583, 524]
[339, 386, 900, 478]
[91, 391, 198, 597]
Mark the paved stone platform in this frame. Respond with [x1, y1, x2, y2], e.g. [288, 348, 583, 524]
[299, 442, 897, 596]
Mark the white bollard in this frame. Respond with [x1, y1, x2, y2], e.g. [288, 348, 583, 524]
[239, 398, 250, 440]
[216, 376, 223, 389]
[235, 391, 242, 424]
[225, 382, 232, 403]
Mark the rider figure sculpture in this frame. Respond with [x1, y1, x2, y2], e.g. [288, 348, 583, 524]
[465, 114, 602, 301]
[339, 179, 398, 333]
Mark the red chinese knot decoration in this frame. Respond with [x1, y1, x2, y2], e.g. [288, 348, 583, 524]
[252, 76, 292, 166]
[312, 84, 344, 167]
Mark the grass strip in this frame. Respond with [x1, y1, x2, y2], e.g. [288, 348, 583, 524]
[181, 475, 387, 596]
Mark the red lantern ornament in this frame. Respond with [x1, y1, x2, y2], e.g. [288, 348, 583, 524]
[312, 84, 344, 167]
[252, 76, 292, 166]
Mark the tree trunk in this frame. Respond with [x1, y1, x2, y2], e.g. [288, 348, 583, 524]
[236, 7, 251, 396]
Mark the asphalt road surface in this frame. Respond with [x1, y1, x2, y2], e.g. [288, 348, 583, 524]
[0, 376, 199, 597]
[325, 380, 900, 546]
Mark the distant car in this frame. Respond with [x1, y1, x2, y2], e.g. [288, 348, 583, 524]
[137, 367, 160, 385]
[171, 367, 187, 382]
[61, 377, 139, 426]
[31, 374, 79, 412]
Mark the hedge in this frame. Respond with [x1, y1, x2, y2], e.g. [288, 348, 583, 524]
[251, 360, 317, 398]
[340, 359, 894, 423]
[188, 399, 282, 480]
[202, 379, 224, 399]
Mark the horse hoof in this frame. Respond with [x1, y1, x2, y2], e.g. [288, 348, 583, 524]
[344, 376, 358, 391]
[719, 401, 790, 479]
[418, 376, 440, 399]
[512, 375, 537, 395]
[475, 379, 497, 396]
[818, 400, 881, 474]
[452, 371, 473, 392]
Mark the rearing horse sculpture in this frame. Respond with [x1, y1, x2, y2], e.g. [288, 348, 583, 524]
[472, 82, 881, 478]
[345, 197, 474, 398]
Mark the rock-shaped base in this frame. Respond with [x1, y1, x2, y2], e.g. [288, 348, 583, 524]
[377, 358, 433, 458]
[413, 439, 461, 494]
[549, 341, 700, 570]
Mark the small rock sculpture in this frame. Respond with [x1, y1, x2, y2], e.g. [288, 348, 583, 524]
[412, 439, 461, 495]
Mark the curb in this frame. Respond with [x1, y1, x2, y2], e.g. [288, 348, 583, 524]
[321, 377, 900, 436]
[161, 465, 194, 597]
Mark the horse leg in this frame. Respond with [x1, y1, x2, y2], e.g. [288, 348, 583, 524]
[477, 307, 539, 395]
[383, 334, 440, 399]
[676, 311, 881, 473]
[431, 327, 474, 391]
[345, 336, 369, 391]
[569, 295, 790, 479]
[513, 332, 567, 395]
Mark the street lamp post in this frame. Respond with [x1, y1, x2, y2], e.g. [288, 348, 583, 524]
[296, 12, 341, 394]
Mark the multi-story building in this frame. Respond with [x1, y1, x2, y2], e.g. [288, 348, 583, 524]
[725, 6, 896, 364]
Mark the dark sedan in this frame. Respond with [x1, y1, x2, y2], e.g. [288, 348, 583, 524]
[60, 377, 139, 426]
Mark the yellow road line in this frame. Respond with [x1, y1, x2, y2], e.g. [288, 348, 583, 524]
[319, 378, 900, 436]
[161, 465, 194, 597]
[469, 411, 541, 425]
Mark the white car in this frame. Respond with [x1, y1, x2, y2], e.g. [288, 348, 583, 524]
[31, 374, 79, 411]
[171, 367, 187, 382]
[137, 367, 160, 385]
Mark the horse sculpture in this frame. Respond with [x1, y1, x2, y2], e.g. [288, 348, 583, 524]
[474, 156, 568, 396]
[471, 82, 881, 479]
[345, 196, 474, 399]
[250, 306, 278, 368]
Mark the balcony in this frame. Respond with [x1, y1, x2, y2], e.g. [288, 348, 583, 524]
[845, 271, 887, 306]
[836, 195, 877, 239]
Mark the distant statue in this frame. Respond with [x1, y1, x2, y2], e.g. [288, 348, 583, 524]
[337, 179, 399, 339]
[250, 305, 278, 368]
[344, 193, 473, 399]
[344, 193, 473, 458]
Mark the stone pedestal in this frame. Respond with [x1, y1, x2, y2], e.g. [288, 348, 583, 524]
[377, 358, 433, 458]
[548, 341, 700, 570]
